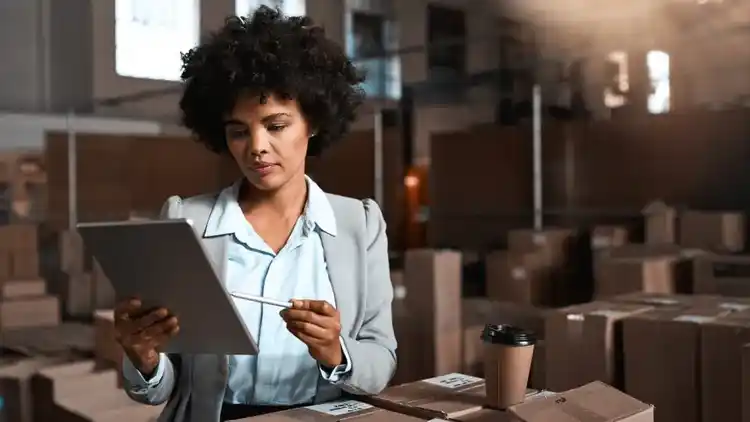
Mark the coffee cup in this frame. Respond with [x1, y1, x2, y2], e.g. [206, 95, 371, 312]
[481, 324, 536, 409]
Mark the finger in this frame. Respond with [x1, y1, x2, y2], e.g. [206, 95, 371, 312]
[146, 324, 181, 350]
[114, 298, 142, 320]
[141, 316, 179, 340]
[282, 309, 340, 331]
[291, 299, 337, 317]
[286, 319, 332, 341]
[133, 309, 171, 332]
[287, 324, 327, 346]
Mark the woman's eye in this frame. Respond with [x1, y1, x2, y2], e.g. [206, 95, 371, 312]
[268, 124, 286, 132]
[226, 128, 248, 139]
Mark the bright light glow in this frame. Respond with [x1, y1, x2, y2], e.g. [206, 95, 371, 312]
[647, 50, 670, 114]
[603, 50, 628, 108]
[404, 175, 419, 188]
[236, 0, 306, 17]
[115, 0, 200, 81]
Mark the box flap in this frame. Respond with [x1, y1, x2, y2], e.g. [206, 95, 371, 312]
[509, 382, 652, 422]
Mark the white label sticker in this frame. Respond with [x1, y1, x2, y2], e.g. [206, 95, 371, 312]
[719, 303, 750, 312]
[674, 315, 716, 324]
[566, 313, 585, 322]
[591, 236, 611, 249]
[589, 310, 630, 319]
[532, 233, 546, 246]
[428, 419, 451, 422]
[422, 373, 483, 389]
[511, 268, 527, 279]
[306, 400, 373, 416]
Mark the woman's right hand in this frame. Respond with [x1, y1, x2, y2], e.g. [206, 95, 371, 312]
[114, 298, 180, 377]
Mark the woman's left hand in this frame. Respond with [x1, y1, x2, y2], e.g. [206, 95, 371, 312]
[281, 299, 343, 368]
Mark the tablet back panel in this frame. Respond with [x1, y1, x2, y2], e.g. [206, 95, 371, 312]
[78, 219, 258, 355]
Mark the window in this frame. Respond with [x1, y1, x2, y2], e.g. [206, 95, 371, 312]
[236, 0, 305, 17]
[647, 51, 670, 114]
[115, 0, 201, 81]
[346, 11, 401, 99]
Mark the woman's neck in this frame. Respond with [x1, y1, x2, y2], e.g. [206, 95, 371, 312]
[239, 172, 308, 218]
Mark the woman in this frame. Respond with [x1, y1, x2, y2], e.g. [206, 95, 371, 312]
[114, 7, 397, 422]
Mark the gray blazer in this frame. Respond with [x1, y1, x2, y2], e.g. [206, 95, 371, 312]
[122, 191, 397, 422]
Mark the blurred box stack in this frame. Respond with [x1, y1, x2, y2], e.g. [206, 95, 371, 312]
[93, 309, 124, 388]
[31, 360, 163, 422]
[51, 230, 115, 319]
[0, 224, 60, 330]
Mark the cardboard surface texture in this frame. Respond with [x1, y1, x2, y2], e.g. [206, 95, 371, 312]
[509, 381, 653, 422]
[242, 399, 424, 422]
[545, 301, 652, 391]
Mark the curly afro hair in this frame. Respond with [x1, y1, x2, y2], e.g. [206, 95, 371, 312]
[179, 6, 365, 156]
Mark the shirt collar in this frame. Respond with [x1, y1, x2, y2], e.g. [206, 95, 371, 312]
[205, 175, 337, 238]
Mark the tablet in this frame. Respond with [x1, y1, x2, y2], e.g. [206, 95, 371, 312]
[77, 219, 258, 355]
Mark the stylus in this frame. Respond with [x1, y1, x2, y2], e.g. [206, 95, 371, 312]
[229, 291, 292, 308]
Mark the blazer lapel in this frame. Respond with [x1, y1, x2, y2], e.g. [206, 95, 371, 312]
[321, 232, 357, 337]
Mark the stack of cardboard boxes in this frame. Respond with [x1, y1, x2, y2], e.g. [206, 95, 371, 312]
[241, 374, 653, 422]
[0, 224, 60, 330]
[30, 360, 163, 422]
[53, 230, 115, 318]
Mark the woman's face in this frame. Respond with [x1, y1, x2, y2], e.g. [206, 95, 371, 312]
[224, 94, 310, 191]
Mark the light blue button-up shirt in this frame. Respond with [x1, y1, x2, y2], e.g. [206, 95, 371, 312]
[122, 177, 352, 405]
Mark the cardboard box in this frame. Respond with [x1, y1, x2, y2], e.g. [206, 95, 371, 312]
[693, 254, 750, 296]
[507, 228, 576, 265]
[31, 361, 119, 422]
[594, 254, 690, 298]
[699, 310, 750, 422]
[529, 340, 546, 390]
[545, 301, 652, 391]
[364, 373, 486, 419]
[403, 250, 462, 379]
[485, 251, 555, 306]
[0, 278, 46, 299]
[92, 261, 116, 309]
[93, 310, 124, 388]
[59, 230, 86, 274]
[642, 200, 677, 244]
[509, 381, 654, 422]
[507, 228, 590, 305]
[52, 272, 94, 318]
[55, 388, 160, 422]
[243, 399, 425, 422]
[622, 305, 730, 422]
[10, 250, 40, 279]
[680, 210, 745, 252]
[0, 295, 60, 330]
[591, 225, 630, 250]
[0, 356, 74, 422]
[364, 373, 540, 420]
[0, 224, 38, 250]
[610, 292, 720, 308]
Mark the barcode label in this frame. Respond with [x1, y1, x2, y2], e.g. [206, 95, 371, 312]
[422, 373, 482, 389]
[306, 400, 373, 416]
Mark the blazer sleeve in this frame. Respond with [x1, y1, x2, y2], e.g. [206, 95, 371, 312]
[122, 196, 182, 405]
[338, 199, 397, 395]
